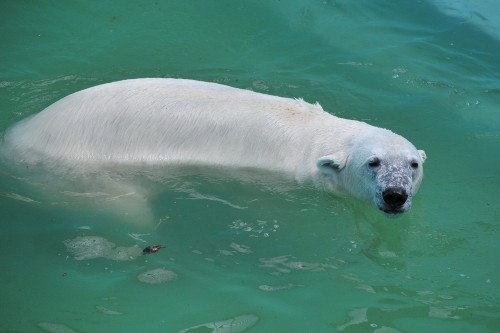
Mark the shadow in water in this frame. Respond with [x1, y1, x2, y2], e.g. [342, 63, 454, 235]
[347, 199, 430, 271]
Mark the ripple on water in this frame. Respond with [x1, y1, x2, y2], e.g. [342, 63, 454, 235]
[37, 322, 79, 333]
[137, 268, 178, 284]
[178, 314, 258, 333]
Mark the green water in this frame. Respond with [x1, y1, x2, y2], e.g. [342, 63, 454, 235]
[1, 1, 499, 332]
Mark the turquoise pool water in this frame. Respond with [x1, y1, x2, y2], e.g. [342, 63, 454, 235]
[1, 1, 499, 332]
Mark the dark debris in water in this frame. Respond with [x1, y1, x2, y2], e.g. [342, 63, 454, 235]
[142, 244, 165, 255]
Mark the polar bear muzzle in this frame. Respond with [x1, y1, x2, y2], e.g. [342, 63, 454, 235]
[373, 155, 421, 214]
[382, 187, 409, 212]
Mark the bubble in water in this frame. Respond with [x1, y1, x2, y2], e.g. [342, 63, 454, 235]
[63, 236, 113, 260]
[137, 268, 177, 284]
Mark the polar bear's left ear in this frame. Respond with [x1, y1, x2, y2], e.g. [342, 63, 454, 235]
[418, 150, 427, 163]
[317, 154, 347, 175]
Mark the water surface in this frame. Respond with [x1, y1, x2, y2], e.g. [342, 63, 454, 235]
[1, 1, 499, 332]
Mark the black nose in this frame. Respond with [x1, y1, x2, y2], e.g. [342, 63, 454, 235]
[382, 187, 408, 208]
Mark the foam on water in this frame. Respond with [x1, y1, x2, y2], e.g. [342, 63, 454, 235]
[63, 236, 142, 261]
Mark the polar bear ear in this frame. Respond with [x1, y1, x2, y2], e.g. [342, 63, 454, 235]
[317, 154, 346, 175]
[418, 150, 427, 163]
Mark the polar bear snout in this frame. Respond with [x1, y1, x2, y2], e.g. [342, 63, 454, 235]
[382, 187, 408, 211]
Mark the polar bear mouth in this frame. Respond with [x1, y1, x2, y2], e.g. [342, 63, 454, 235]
[380, 206, 407, 214]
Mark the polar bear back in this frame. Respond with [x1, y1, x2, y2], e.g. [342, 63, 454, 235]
[5, 78, 368, 177]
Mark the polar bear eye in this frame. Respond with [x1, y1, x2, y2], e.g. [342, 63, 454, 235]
[410, 161, 419, 169]
[368, 158, 380, 168]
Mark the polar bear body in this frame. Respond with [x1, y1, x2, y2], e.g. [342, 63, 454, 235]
[3, 78, 426, 214]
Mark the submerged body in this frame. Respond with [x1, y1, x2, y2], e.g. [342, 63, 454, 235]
[3, 78, 426, 214]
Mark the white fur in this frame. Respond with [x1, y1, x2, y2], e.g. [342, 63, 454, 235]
[3, 78, 426, 213]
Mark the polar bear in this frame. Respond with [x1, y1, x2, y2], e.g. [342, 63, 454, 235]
[2, 78, 426, 214]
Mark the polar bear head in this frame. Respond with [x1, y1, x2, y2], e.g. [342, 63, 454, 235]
[317, 128, 426, 214]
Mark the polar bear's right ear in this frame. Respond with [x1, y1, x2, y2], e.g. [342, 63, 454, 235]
[317, 154, 346, 175]
[418, 150, 427, 163]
